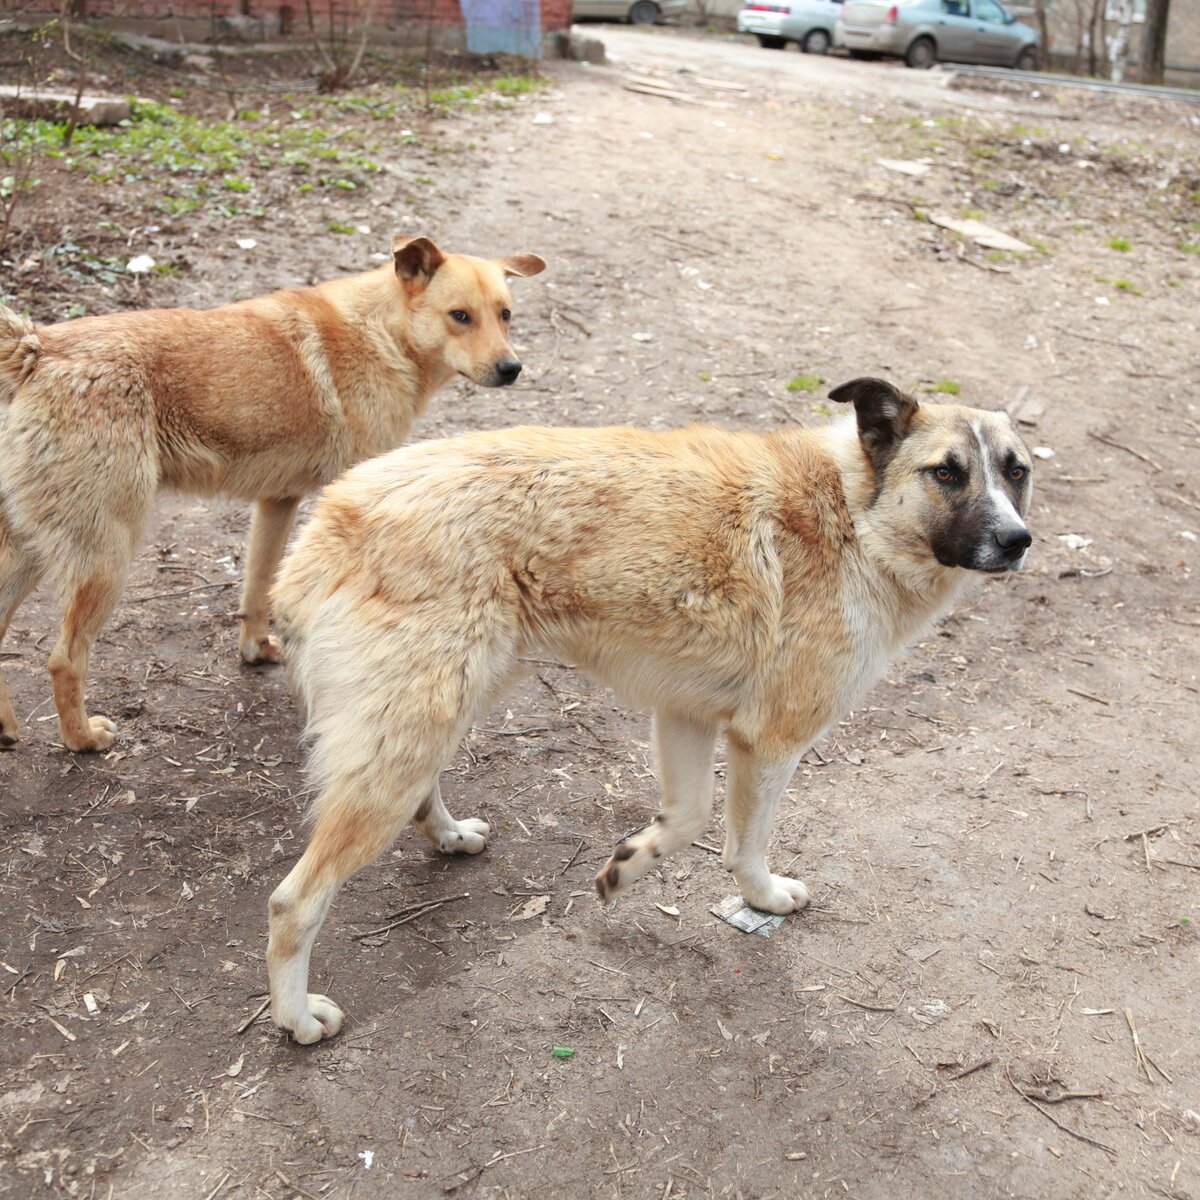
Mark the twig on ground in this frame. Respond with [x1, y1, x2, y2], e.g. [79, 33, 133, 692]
[352, 893, 470, 941]
[1007, 1068, 1116, 1155]
[1087, 430, 1162, 472]
[235, 996, 271, 1035]
[1125, 1007, 1172, 1083]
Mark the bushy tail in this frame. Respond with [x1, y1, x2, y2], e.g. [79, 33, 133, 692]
[0, 305, 40, 405]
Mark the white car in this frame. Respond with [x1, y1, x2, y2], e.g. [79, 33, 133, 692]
[738, 0, 844, 53]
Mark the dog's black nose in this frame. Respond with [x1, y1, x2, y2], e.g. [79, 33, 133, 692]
[995, 526, 1032, 557]
[496, 359, 522, 385]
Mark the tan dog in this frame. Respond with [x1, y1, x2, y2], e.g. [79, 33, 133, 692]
[265, 378, 1033, 1043]
[0, 236, 545, 752]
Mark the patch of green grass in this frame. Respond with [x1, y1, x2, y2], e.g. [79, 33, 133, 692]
[1105, 236, 1131, 251]
[698, 370, 712, 383]
[934, 379, 961, 395]
[1112, 279, 1144, 295]
[958, 207, 984, 221]
[786, 373, 823, 394]
[327, 221, 356, 235]
[151, 262, 181, 277]
[1178, 242, 1200, 255]
[222, 175, 252, 192]
[809, 401, 833, 417]
[492, 74, 546, 96]
[971, 145, 997, 159]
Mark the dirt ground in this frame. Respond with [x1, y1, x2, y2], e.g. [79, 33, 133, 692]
[2, 25, 1199, 1200]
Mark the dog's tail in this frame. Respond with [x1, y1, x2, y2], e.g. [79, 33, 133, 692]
[0, 305, 40, 405]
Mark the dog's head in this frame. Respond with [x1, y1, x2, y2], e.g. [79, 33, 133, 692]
[393, 235, 545, 388]
[830, 377, 1033, 574]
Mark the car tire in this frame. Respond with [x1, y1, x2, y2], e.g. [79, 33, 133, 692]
[628, 0, 659, 23]
[1014, 47, 1038, 71]
[756, 33, 787, 48]
[802, 28, 831, 54]
[904, 36, 936, 69]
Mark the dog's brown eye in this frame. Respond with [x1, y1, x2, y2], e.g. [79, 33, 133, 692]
[450, 310, 470, 325]
[935, 466, 955, 483]
[500, 308, 511, 322]
[1010, 465, 1027, 482]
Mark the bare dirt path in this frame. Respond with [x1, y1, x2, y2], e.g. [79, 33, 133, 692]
[2, 31, 1199, 1200]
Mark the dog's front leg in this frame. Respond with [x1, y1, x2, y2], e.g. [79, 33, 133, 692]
[721, 742, 808, 915]
[238, 496, 302, 664]
[595, 710, 717, 901]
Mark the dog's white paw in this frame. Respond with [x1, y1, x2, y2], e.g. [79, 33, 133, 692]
[434, 817, 489, 855]
[240, 633, 282, 665]
[65, 715, 117, 753]
[275, 993, 344, 1045]
[741, 875, 809, 916]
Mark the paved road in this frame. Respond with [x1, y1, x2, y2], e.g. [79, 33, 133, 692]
[585, 25, 1061, 115]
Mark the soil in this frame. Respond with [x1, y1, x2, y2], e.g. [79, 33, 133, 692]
[2, 24, 1199, 1200]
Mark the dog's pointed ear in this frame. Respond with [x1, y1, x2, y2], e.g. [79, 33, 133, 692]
[393, 236, 445, 284]
[828, 377, 919, 466]
[495, 253, 546, 279]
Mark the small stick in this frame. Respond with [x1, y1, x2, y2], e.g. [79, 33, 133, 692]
[1125, 1007, 1154, 1083]
[1066, 687, 1110, 706]
[129, 582, 236, 604]
[560, 838, 586, 876]
[1163, 858, 1200, 871]
[948, 1057, 993, 1081]
[839, 994, 895, 1013]
[236, 996, 271, 1035]
[1125, 1008, 1172, 1083]
[1087, 430, 1162, 472]
[1007, 1069, 1116, 1155]
[200, 1172, 232, 1200]
[691, 840, 722, 855]
[352, 893, 470, 941]
[1142, 832, 1152, 874]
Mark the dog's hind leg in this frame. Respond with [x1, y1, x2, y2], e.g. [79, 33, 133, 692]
[595, 709, 717, 902]
[413, 780, 490, 855]
[0, 515, 44, 748]
[267, 773, 434, 1044]
[238, 496, 302, 665]
[47, 561, 130, 753]
[721, 742, 807, 915]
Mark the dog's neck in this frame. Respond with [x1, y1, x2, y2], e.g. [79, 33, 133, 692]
[820, 416, 970, 644]
[314, 266, 455, 399]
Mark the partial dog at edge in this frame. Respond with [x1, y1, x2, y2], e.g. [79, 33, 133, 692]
[0, 236, 545, 752]
[266, 377, 1033, 1044]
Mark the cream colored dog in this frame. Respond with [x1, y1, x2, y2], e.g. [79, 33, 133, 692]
[0, 236, 544, 752]
[266, 378, 1033, 1043]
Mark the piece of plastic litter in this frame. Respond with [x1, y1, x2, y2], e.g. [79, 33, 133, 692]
[710, 895, 787, 937]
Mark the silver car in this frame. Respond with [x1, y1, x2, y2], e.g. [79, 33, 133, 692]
[572, 0, 686, 23]
[836, 0, 1038, 69]
[737, 0, 844, 54]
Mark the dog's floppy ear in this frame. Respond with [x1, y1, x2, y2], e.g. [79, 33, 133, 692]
[495, 253, 546, 279]
[829, 377, 918, 467]
[393, 236, 445, 283]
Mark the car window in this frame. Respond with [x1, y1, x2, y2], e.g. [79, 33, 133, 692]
[976, 0, 1005, 21]
[940, 0, 969, 14]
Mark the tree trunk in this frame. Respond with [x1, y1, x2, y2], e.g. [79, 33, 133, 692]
[1109, 0, 1133, 82]
[1141, 0, 1170, 84]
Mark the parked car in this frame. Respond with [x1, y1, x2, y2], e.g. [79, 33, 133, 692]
[836, 0, 1038, 69]
[737, 0, 843, 53]
[572, 0, 685, 24]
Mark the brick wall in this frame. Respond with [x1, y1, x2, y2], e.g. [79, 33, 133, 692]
[35, 0, 571, 34]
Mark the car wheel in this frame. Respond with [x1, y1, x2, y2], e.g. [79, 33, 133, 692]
[1014, 47, 1038, 71]
[628, 0, 659, 24]
[756, 33, 787, 49]
[802, 28, 831, 54]
[904, 36, 936, 69]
